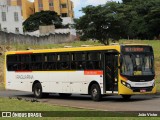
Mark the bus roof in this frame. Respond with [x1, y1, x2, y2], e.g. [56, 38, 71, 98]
[5, 45, 120, 55]
[5, 44, 151, 55]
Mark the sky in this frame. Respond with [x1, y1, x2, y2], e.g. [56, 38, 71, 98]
[71, 0, 121, 18]
[29, 0, 122, 18]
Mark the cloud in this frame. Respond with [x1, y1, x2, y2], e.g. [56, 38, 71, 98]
[71, 0, 81, 8]
[85, 0, 109, 6]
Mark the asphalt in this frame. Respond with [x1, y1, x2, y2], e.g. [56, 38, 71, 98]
[0, 90, 160, 111]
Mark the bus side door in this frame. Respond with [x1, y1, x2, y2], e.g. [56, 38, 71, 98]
[104, 52, 119, 93]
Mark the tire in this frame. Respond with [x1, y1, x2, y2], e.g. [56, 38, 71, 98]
[122, 95, 131, 100]
[33, 82, 43, 98]
[90, 84, 101, 101]
[59, 93, 72, 98]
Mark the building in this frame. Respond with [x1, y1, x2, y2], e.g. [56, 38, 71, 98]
[0, 0, 8, 5]
[0, 0, 75, 34]
[5, 0, 34, 20]
[0, 5, 23, 34]
[34, 0, 74, 18]
[34, 0, 74, 25]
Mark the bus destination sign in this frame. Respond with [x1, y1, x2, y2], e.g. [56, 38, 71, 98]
[122, 46, 152, 52]
[125, 47, 144, 52]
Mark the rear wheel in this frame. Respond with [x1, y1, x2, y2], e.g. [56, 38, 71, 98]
[90, 84, 101, 101]
[33, 83, 43, 98]
[122, 95, 131, 100]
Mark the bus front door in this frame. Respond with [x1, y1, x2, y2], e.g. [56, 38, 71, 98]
[104, 53, 118, 93]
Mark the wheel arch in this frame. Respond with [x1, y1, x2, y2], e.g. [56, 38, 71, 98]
[88, 81, 100, 95]
[32, 80, 41, 92]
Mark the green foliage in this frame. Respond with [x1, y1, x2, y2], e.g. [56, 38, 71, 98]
[75, 3, 127, 45]
[126, 0, 160, 39]
[23, 11, 63, 32]
[75, 0, 160, 43]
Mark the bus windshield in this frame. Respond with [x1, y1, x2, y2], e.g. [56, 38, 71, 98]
[121, 54, 154, 76]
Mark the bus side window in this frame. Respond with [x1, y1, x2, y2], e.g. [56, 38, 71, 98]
[57, 53, 70, 70]
[19, 55, 30, 70]
[31, 54, 43, 71]
[71, 53, 87, 70]
[43, 53, 57, 70]
[86, 52, 101, 70]
[7, 55, 17, 71]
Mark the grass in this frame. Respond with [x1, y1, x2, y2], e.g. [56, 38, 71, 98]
[0, 82, 4, 90]
[11, 40, 101, 50]
[0, 97, 159, 120]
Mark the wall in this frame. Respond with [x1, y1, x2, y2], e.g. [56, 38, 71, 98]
[39, 25, 55, 34]
[54, 0, 60, 15]
[0, 31, 76, 45]
[22, 0, 34, 20]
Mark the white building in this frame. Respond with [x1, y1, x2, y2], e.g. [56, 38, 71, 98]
[0, 0, 8, 5]
[62, 17, 74, 25]
[0, 5, 23, 34]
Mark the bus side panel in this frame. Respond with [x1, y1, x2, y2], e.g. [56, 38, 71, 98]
[69, 71, 86, 94]
[6, 70, 103, 95]
[6, 71, 33, 92]
[83, 70, 104, 94]
[43, 71, 87, 94]
[43, 71, 69, 93]
[6, 71, 18, 90]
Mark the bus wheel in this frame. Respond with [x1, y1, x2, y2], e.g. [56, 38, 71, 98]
[90, 84, 101, 101]
[33, 83, 43, 98]
[59, 93, 71, 98]
[122, 95, 131, 100]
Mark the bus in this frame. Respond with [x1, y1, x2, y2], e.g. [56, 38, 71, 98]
[4, 44, 156, 101]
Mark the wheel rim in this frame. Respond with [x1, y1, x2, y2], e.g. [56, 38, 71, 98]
[35, 87, 41, 96]
[92, 88, 97, 97]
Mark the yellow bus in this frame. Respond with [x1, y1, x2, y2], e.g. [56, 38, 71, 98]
[4, 44, 156, 101]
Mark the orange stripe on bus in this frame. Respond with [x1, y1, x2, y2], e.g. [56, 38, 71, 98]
[120, 75, 127, 81]
[15, 52, 33, 54]
[84, 70, 103, 75]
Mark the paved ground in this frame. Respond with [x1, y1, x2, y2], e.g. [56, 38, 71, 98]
[0, 90, 160, 111]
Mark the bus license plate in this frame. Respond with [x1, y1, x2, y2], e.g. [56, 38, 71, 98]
[140, 89, 146, 93]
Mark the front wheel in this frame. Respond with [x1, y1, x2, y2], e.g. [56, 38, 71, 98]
[90, 84, 101, 101]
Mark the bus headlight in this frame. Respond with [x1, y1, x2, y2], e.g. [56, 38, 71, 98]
[121, 80, 131, 89]
[152, 81, 155, 87]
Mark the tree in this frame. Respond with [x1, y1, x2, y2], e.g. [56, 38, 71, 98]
[74, 2, 127, 45]
[75, 0, 160, 42]
[144, 0, 160, 39]
[122, 0, 133, 4]
[125, 0, 160, 39]
[23, 11, 62, 32]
